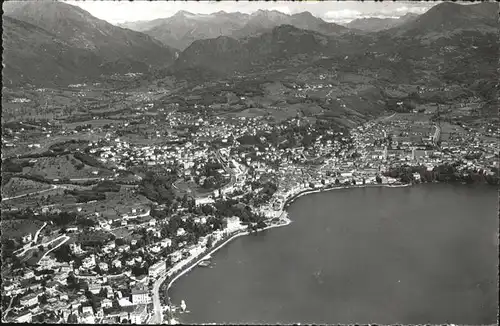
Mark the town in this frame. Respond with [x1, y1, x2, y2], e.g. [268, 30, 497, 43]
[1, 82, 498, 324]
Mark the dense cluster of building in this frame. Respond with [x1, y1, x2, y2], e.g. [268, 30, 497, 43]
[2, 90, 498, 324]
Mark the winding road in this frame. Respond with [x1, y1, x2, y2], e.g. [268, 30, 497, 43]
[38, 235, 70, 261]
[13, 222, 47, 256]
[16, 234, 69, 258]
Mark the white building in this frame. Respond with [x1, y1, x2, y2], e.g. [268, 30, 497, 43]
[22, 233, 33, 244]
[20, 293, 38, 307]
[170, 251, 182, 264]
[80, 312, 95, 324]
[160, 238, 172, 248]
[131, 288, 150, 304]
[195, 196, 214, 206]
[101, 298, 113, 309]
[16, 312, 32, 323]
[82, 255, 96, 269]
[70, 243, 83, 255]
[88, 283, 102, 295]
[99, 262, 109, 272]
[130, 304, 148, 324]
[148, 261, 166, 278]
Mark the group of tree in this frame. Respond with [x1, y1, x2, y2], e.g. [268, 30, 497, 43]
[65, 189, 106, 203]
[53, 244, 75, 263]
[1, 158, 35, 173]
[139, 172, 176, 206]
[382, 163, 499, 185]
[92, 180, 121, 192]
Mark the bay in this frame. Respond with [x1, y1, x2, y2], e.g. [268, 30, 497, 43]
[170, 184, 498, 324]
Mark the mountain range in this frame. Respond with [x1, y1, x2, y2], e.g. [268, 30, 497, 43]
[392, 1, 498, 37]
[3, 1, 178, 86]
[119, 9, 347, 50]
[171, 2, 497, 77]
[2, 0, 498, 94]
[346, 13, 419, 32]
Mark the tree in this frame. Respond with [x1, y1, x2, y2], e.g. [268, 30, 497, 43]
[68, 314, 78, 323]
[256, 220, 267, 229]
[4, 239, 17, 251]
[67, 273, 78, 290]
[40, 294, 48, 304]
[206, 236, 213, 249]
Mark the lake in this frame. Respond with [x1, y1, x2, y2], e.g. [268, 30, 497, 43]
[170, 184, 498, 324]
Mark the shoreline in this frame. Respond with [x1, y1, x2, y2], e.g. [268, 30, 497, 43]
[166, 212, 291, 292]
[282, 182, 412, 208]
[159, 180, 489, 323]
[160, 182, 413, 322]
[162, 184, 411, 303]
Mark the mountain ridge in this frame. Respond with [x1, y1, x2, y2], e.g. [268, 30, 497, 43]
[120, 9, 347, 50]
[346, 13, 419, 32]
[3, 1, 179, 86]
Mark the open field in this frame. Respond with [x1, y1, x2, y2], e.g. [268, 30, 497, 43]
[1, 177, 52, 198]
[173, 179, 218, 198]
[73, 186, 151, 220]
[1, 187, 75, 210]
[389, 113, 432, 122]
[25, 154, 113, 180]
[63, 118, 128, 130]
[439, 121, 466, 141]
[2, 133, 106, 158]
[1, 219, 45, 241]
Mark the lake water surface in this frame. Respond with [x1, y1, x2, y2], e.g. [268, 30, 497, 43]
[170, 184, 498, 324]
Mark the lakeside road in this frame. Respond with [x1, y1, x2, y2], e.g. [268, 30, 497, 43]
[151, 272, 168, 324]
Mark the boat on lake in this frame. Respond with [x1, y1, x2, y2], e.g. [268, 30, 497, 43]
[199, 260, 211, 267]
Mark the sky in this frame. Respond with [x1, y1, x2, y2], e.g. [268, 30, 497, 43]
[66, 1, 438, 25]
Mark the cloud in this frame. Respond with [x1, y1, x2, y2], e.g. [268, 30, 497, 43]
[67, 0, 438, 25]
[324, 9, 362, 21]
[395, 6, 430, 14]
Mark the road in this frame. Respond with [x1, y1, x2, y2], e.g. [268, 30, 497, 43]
[13, 222, 48, 256]
[38, 235, 70, 261]
[378, 112, 396, 123]
[2, 296, 14, 321]
[75, 271, 125, 280]
[150, 272, 168, 324]
[69, 177, 113, 182]
[2, 185, 59, 201]
[2, 176, 115, 202]
[16, 234, 69, 258]
[33, 222, 47, 244]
